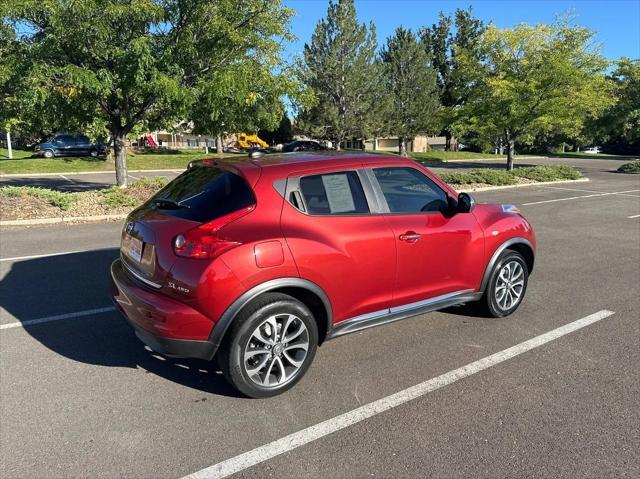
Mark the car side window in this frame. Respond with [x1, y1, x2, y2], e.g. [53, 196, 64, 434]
[55, 135, 75, 145]
[77, 135, 90, 144]
[298, 171, 369, 215]
[373, 167, 449, 214]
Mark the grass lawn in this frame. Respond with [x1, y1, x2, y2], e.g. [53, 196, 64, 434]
[410, 151, 508, 161]
[0, 148, 244, 174]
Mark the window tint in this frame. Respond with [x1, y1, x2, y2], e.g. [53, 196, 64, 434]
[150, 166, 255, 223]
[54, 135, 75, 145]
[373, 167, 448, 214]
[298, 171, 369, 215]
[76, 135, 91, 144]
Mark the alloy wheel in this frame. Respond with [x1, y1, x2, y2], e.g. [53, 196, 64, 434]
[243, 313, 310, 388]
[494, 260, 525, 311]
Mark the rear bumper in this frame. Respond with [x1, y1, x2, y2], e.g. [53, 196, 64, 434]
[110, 259, 217, 360]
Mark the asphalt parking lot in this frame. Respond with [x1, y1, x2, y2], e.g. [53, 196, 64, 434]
[1, 157, 639, 478]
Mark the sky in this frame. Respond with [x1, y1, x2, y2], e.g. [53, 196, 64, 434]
[283, 0, 640, 61]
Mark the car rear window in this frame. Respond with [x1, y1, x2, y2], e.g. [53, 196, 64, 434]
[150, 166, 255, 223]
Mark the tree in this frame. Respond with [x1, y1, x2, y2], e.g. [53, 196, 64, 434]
[4, 0, 295, 186]
[380, 27, 440, 157]
[259, 114, 294, 146]
[420, 7, 485, 150]
[295, 0, 379, 149]
[458, 18, 613, 169]
[590, 58, 640, 153]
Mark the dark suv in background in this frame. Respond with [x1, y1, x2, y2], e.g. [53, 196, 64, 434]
[35, 134, 106, 158]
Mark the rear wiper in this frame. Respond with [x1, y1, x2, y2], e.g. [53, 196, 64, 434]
[151, 198, 190, 209]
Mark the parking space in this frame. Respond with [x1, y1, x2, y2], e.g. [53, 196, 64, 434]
[1, 158, 638, 478]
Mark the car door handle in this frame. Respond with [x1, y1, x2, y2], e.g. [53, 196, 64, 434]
[399, 232, 421, 242]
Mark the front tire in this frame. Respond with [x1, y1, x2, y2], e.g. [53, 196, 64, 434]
[43, 149, 54, 158]
[219, 293, 318, 398]
[480, 250, 529, 318]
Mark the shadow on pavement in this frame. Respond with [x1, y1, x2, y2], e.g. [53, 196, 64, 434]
[0, 177, 113, 192]
[0, 248, 241, 398]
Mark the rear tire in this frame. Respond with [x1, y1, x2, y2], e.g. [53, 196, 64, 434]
[478, 250, 529, 318]
[90, 149, 98, 157]
[219, 293, 318, 398]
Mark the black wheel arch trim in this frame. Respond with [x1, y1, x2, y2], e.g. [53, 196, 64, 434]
[480, 237, 534, 293]
[208, 277, 333, 354]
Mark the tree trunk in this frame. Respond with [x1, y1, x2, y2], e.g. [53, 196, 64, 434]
[113, 131, 128, 187]
[506, 138, 515, 171]
[399, 137, 408, 157]
[216, 134, 223, 154]
[335, 141, 341, 151]
[445, 131, 452, 151]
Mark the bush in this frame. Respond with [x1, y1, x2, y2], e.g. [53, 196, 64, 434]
[439, 169, 517, 186]
[438, 165, 582, 187]
[0, 186, 78, 210]
[512, 165, 582, 181]
[617, 160, 640, 174]
[100, 177, 169, 209]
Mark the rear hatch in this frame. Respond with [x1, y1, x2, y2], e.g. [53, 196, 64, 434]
[120, 164, 256, 289]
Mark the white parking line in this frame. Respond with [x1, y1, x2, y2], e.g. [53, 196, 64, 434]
[182, 309, 615, 479]
[58, 174, 75, 184]
[628, 214, 640, 219]
[537, 185, 640, 198]
[522, 189, 640, 206]
[128, 173, 140, 180]
[0, 247, 116, 263]
[0, 306, 116, 330]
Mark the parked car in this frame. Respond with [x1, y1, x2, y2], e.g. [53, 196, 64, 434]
[34, 134, 106, 158]
[583, 146, 602, 154]
[110, 152, 536, 398]
[282, 140, 324, 152]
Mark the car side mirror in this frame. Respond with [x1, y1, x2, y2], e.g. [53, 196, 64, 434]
[457, 192, 475, 213]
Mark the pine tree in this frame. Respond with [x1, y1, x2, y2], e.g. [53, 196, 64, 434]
[381, 28, 440, 157]
[296, 0, 379, 149]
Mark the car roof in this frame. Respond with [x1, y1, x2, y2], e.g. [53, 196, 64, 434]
[195, 152, 415, 186]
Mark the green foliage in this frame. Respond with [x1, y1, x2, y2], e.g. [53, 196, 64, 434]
[295, 0, 381, 147]
[438, 165, 582, 186]
[457, 17, 613, 169]
[439, 169, 517, 186]
[100, 177, 169, 209]
[420, 8, 485, 148]
[3, 0, 297, 185]
[380, 27, 440, 156]
[617, 160, 640, 174]
[0, 186, 78, 209]
[512, 165, 582, 181]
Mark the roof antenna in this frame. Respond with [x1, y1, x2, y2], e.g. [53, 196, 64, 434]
[248, 150, 264, 159]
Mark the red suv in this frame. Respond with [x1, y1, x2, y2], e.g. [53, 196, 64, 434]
[111, 153, 536, 397]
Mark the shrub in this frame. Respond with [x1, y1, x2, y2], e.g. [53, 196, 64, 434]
[100, 177, 169, 209]
[0, 186, 78, 210]
[617, 160, 640, 174]
[439, 168, 517, 186]
[513, 165, 582, 181]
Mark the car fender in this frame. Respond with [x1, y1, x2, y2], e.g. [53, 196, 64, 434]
[479, 237, 535, 292]
[207, 277, 333, 352]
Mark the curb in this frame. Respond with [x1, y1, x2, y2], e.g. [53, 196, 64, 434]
[457, 177, 589, 192]
[0, 213, 127, 227]
[1, 168, 184, 178]
[440, 156, 547, 163]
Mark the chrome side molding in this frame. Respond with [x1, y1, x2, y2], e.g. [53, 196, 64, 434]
[327, 289, 482, 339]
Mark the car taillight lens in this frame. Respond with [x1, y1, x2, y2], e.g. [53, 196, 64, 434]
[173, 205, 255, 259]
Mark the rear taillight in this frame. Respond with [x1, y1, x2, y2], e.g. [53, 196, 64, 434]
[173, 205, 255, 259]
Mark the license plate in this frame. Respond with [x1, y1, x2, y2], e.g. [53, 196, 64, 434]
[128, 237, 143, 263]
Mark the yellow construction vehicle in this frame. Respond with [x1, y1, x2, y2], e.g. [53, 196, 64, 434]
[235, 133, 269, 149]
